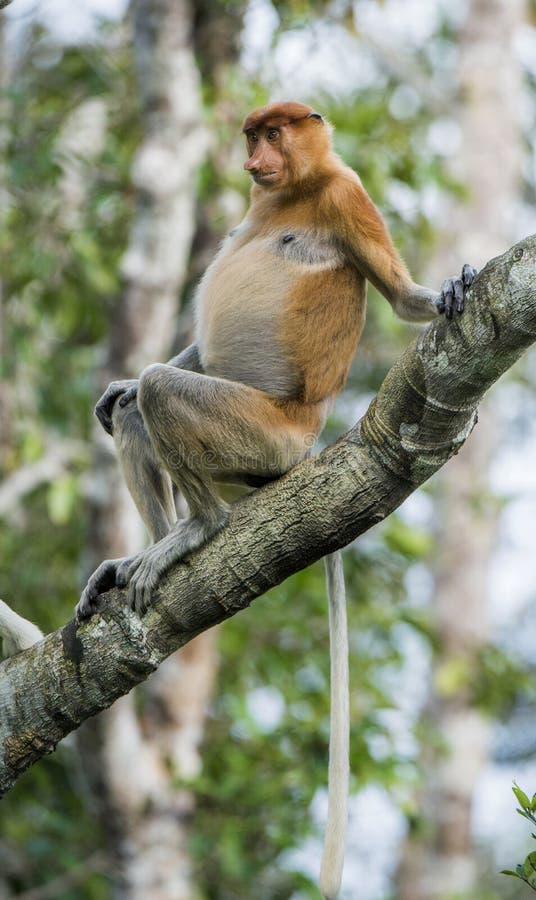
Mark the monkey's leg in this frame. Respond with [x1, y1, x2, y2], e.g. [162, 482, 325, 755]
[118, 363, 313, 615]
[113, 399, 177, 541]
[77, 399, 177, 619]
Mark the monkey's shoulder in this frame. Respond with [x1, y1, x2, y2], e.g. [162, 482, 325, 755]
[321, 170, 388, 242]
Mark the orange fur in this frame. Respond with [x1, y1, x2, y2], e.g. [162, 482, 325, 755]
[242, 101, 317, 132]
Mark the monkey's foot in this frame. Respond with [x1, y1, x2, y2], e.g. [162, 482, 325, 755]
[118, 515, 227, 617]
[76, 556, 135, 620]
[436, 263, 478, 320]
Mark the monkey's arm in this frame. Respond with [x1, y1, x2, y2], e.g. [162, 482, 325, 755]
[95, 343, 203, 435]
[339, 181, 475, 322]
[393, 267, 477, 323]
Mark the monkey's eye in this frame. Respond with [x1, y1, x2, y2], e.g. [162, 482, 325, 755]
[248, 131, 259, 145]
[266, 128, 279, 141]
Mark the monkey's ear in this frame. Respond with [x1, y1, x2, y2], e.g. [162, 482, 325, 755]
[308, 112, 323, 121]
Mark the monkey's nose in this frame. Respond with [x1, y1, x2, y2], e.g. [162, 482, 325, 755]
[244, 157, 260, 172]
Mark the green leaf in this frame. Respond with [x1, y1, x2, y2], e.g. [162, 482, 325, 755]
[524, 851, 536, 887]
[513, 784, 531, 811]
[516, 808, 536, 824]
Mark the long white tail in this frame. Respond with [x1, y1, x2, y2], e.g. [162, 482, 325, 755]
[319, 551, 349, 900]
[0, 599, 43, 658]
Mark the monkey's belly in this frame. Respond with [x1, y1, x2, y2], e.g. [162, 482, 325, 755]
[196, 233, 347, 398]
[201, 310, 302, 398]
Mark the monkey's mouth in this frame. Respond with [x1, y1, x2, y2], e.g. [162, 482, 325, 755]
[252, 171, 279, 184]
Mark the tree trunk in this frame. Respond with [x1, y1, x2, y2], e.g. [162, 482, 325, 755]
[397, 1, 525, 896]
[78, 1, 211, 897]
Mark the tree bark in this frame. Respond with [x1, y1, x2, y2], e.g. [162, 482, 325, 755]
[1, 235, 536, 795]
[397, 2, 525, 895]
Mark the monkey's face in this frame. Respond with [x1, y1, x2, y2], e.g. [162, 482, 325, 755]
[243, 126, 289, 189]
[242, 103, 331, 191]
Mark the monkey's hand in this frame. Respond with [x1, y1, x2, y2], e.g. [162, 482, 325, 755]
[435, 264, 478, 320]
[95, 379, 139, 436]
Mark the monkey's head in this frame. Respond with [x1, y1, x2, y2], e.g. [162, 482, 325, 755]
[242, 101, 333, 192]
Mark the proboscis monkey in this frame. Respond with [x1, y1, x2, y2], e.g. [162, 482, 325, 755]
[1, 101, 475, 899]
[79, 101, 474, 899]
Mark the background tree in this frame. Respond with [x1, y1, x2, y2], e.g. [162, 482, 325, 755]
[398, 0, 527, 897]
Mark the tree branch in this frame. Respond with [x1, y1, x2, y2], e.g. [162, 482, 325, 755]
[1, 236, 535, 795]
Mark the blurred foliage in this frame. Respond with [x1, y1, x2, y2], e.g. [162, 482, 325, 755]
[0, 23, 137, 899]
[192, 537, 428, 897]
[2, 34, 138, 443]
[0, 748, 111, 898]
[0, 2, 534, 899]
